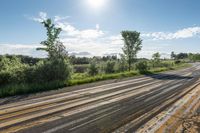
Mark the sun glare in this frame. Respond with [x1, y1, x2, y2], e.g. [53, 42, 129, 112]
[87, 0, 106, 9]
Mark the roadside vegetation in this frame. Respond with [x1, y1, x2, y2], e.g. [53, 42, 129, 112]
[0, 18, 198, 98]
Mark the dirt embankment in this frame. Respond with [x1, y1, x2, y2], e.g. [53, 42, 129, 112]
[175, 101, 200, 133]
[158, 84, 200, 133]
[136, 81, 200, 133]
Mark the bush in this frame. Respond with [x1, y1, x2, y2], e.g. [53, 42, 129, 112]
[160, 61, 173, 68]
[0, 56, 29, 85]
[135, 61, 148, 73]
[175, 60, 181, 64]
[88, 61, 98, 76]
[71, 73, 88, 80]
[0, 56, 71, 86]
[30, 58, 71, 83]
[117, 60, 127, 72]
[73, 65, 89, 73]
[105, 61, 116, 74]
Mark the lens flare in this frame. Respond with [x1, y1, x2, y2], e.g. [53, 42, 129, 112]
[87, 0, 106, 9]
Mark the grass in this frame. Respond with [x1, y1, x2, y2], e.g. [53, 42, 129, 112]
[68, 63, 190, 86]
[68, 71, 139, 86]
[0, 81, 66, 98]
[0, 63, 190, 98]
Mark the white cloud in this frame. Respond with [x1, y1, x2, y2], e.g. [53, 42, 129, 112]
[3, 12, 199, 59]
[50, 13, 122, 56]
[142, 27, 200, 40]
[108, 35, 123, 45]
[56, 21, 104, 39]
[70, 52, 91, 56]
[138, 42, 171, 59]
[0, 44, 46, 57]
[54, 16, 70, 22]
[30, 12, 47, 22]
[96, 24, 100, 30]
[22, 12, 115, 57]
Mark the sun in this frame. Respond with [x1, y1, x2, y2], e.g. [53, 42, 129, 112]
[87, 0, 106, 9]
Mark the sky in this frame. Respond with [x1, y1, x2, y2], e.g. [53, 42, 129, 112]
[0, 0, 200, 58]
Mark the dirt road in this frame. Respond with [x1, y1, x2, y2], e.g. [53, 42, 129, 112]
[0, 63, 200, 133]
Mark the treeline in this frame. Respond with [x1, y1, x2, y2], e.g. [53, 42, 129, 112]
[0, 55, 42, 65]
[70, 55, 118, 65]
[171, 52, 200, 61]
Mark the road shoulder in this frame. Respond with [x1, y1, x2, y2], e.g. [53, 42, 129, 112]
[136, 80, 200, 133]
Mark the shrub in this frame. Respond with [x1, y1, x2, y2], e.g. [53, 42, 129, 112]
[0, 56, 29, 85]
[117, 60, 127, 72]
[135, 61, 148, 73]
[175, 60, 181, 64]
[31, 58, 71, 83]
[105, 61, 116, 74]
[160, 62, 173, 68]
[73, 65, 88, 73]
[88, 61, 98, 76]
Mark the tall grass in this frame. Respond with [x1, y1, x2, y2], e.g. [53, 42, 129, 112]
[0, 81, 66, 97]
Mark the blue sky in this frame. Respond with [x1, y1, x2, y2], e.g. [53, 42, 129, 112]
[1, 0, 200, 58]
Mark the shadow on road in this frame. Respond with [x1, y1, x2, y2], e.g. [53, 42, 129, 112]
[143, 73, 193, 80]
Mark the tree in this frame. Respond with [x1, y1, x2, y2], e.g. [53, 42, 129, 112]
[152, 52, 161, 61]
[105, 61, 116, 74]
[36, 18, 71, 83]
[88, 61, 98, 76]
[117, 54, 128, 72]
[171, 51, 176, 60]
[152, 52, 161, 67]
[121, 31, 142, 71]
[37, 19, 68, 59]
[176, 53, 188, 60]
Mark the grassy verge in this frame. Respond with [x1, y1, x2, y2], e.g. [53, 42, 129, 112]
[0, 63, 190, 98]
[0, 81, 66, 98]
[68, 63, 190, 86]
[68, 71, 139, 86]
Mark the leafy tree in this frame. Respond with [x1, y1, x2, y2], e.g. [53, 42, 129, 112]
[88, 61, 98, 76]
[171, 51, 176, 60]
[36, 18, 71, 82]
[152, 52, 161, 61]
[102, 56, 118, 62]
[117, 54, 127, 72]
[69, 56, 90, 64]
[105, 61, 116, 74]
[37, 19, 67, 59]
[188, 53, 200, 62]
[0, 55, 41, 66]
[176, 53, 188, 60]
[121, 31, 142, 71]
[152, 52, 161, 67]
